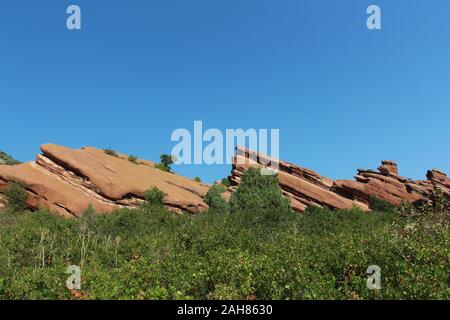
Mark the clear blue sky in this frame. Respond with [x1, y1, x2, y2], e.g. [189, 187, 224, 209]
[1, 0, 449, 182]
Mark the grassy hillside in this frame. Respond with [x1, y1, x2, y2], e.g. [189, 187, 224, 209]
[0, 169, 448, 300]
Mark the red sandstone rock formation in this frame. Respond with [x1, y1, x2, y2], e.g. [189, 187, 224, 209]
[1, 144, 448, 216]
[0, 144, 209, 217]
[230, 147, 449, 212]
[230, 147, 369, 212]
[332, 163, 449, 206]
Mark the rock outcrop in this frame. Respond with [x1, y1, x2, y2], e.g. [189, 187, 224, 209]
[333, 164, 450, 207]
[230, 147, 449, 212]
[0, 144, 209, 217]
[230, 147, 369, 212]
[1, 144, 448, 216]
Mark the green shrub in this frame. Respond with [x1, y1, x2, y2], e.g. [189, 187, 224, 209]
[430, 188, 449, 214]
[194, 177, 202, 183]
[154, 163, 168, 172]
[103, 148, 118, 157]
[221, 178, 231, 188]
[230, 168, 292, 225]
[369, 195, 397, 212]
[128, 155, 138, 164]
[398, 189, 449, 218]
[204, 185, 229, 212]
[3, 182, 28, 211]
[154, 154, 174, 172]
[81, 204, 96, 228]
[398, 201, 415, 217]
[143, 187, 167, 208]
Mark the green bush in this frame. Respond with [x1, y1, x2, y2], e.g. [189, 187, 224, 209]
[398, 188, 449, 218]
[103, 148, 118, 157]
[154, 163, 168, 172]
[204, 185, 229, 212]
[221, 178, 231, 188]
[143, 187, 167, 208]
[194, 177, 202, 183]
[430, 188, 449, 214]
[3, 182, 28, 211]
[369, 195, 397, 212]
[230, 168, 293, 226]
[128, 155, 138, 164]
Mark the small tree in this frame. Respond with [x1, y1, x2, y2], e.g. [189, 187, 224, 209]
[161, 154, 174, 171]
[3, 182, 28, 211]
[194, 177, 202, 183]
[144, 187, 167, 208]
[230, 168, 292, 225]
[155, 154, 174, 172]
[205, 184, 229, 212]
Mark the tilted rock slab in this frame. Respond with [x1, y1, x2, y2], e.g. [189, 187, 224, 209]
[0, 144, 209, 217]
[230, 147, 369, 212]
[230, 147, 449, 212]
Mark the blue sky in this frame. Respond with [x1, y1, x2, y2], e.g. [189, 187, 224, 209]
[1, 0, 449, 182]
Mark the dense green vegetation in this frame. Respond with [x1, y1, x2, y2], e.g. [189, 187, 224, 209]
[221, 178, 231, 188]
[2, 182, 28, 212]
[369, 195, 397, 212]
[204, 184, 229, 213]
[0, 168, 448, 300]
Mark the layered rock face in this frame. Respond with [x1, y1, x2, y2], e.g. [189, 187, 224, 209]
[0, 144, 209, 217]
[230, 147, 449, 212]
[333, 165, 450, 207]
[230, 148, 369, 212]
[1, 144, 448, 217]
